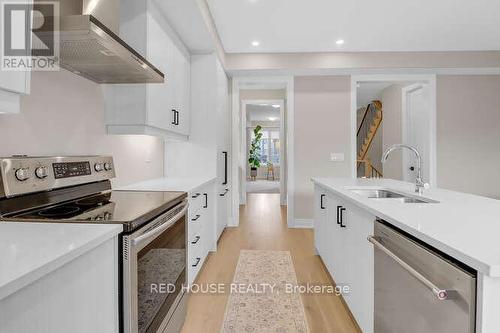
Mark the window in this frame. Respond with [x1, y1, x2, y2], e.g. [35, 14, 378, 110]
[251, 128, 280, 165]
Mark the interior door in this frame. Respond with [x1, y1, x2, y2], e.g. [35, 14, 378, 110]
[403, 84, 431, 183]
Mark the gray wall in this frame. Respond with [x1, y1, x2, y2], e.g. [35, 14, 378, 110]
[0, 71, 165, 187]
[294, 76, 352, 219]
[437, 75, 500, 199]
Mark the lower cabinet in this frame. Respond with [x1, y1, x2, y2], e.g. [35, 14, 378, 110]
[314, 185, 375, 333]
[187, 181, 216, 284]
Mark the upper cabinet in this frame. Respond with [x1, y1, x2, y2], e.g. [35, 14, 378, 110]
[104, 0, 190, 140]
[0, 0, 31, 114]
[0, 71, 30, 114]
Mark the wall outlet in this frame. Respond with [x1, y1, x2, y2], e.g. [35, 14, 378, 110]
[330, 153, 345, 162]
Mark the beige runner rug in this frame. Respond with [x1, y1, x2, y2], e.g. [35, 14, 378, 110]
[221, 250, 309, 333]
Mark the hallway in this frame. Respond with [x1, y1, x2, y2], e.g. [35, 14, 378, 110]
[182, 193, 359, 333]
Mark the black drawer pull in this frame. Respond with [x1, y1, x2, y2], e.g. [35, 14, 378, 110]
[191, 214, 201, 221]
[191, 193, 201, 199]
[320, 194, 326, 209]
[220, 189, 229, 197]
[203, 193, 208, 208]
[191, 236, 201, 244]
[192, 257, 201, 267]
[337, 206, 342, 225]
[340, 208, 347, 228]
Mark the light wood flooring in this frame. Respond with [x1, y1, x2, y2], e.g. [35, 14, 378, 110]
[181, 193, 359, 333]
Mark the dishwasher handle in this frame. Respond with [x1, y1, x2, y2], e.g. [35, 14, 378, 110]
[368, 236, 453, 301]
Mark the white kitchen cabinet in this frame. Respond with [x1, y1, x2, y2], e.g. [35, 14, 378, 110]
[187, 181, 216, 284]
[313, 189, 375, 333]
[0, 236, 119, 333]
[104, 0, 190, 140]
[313, 186, 328, 257]
[164, 53, 231, 240]
[0, 0, 31, 114]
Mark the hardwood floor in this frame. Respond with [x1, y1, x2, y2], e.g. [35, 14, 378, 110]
[181, 193, 359, 333]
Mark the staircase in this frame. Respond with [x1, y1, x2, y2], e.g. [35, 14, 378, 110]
[357, 101, 383, 178]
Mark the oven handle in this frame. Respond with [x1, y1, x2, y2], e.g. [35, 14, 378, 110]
[132, 202, 188, 248]
[367, 236, 453, 301]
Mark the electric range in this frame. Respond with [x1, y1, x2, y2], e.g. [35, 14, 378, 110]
[0, 156, 188, 333]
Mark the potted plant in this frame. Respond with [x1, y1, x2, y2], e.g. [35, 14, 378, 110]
[248, 125, 263, 180]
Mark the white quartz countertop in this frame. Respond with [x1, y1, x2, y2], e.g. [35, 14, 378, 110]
[312, 178, 500, 277]
[0, 222, 122, 300]
[118, 177, 217, 193]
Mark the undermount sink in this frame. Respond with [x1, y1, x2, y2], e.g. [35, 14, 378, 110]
[349, 188, 439, 204]
[350, 189, 404, 198]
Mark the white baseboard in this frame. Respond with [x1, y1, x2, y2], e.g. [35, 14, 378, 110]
[293, 219, 313, 229]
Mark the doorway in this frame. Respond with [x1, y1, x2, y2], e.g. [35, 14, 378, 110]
[352, 75, 437, 186]
[231, 77, 295, 227]
[243, 100, 284, 199]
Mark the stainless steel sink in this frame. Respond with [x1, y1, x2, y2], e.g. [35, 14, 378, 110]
[350, 189, 404, 198]
[349, 188, 439, 204]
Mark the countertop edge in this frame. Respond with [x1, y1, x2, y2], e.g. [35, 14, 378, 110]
[118, 177, 217, 193]
[311, 178, 495, 277]
[0, 224, 122, 300]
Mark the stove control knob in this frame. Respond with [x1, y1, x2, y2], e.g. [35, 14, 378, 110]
[35, 166, 49, 179]
[15, 168, 31, 181]
[94, 163, 104, 172]
[104, 163, 112, 171]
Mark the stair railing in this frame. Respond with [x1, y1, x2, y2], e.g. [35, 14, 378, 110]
[356, 101, 382, 158]
[357, 158, 383, 178]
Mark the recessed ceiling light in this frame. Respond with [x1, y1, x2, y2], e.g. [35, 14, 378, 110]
[251, 40, 260, 47]
[335, 39, 345, 45]
[272, 104, 280, 108]
[268, 117, 278, 121]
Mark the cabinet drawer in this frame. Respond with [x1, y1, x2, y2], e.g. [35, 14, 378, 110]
[189, 192, 204, 213]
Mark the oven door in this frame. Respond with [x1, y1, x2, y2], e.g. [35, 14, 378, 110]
[123, 200, 188, 333]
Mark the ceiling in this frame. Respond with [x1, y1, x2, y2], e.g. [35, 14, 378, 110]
[154, 0, 215, 53]
[206, 0, 500, 53]
[247, 104, 280, 122]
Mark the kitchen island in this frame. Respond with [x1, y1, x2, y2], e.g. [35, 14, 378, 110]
[312, 177, 500, 333]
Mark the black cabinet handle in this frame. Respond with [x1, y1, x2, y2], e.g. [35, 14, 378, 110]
[191, 193, 201, 199]
[191, 214, 201, 221]
[340, 208, 347, 228]
[222, 151, 228, 185]
[320, 194, 326, 209]
[171, 109, 176, 125]
[219, 188, 229, 197]
[337, 206, 342, 225]
[171, 110, 179, 125]
[192, 257, 201, 267]
[203, 193, 208, 208]
[191, 236, 201, 244]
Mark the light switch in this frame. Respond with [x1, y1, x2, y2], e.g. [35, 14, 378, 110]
[330, 153, 345, 162]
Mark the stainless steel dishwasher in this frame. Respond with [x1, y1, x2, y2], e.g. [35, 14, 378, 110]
[368, 220, 476, 333]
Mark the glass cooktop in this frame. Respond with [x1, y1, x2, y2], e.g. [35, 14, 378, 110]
[9, 190, 187, 232]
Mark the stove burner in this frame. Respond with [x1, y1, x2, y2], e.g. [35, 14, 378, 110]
[38, 206, 81, 217]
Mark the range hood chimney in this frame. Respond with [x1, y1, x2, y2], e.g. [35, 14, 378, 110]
[35, 0, 164, 84]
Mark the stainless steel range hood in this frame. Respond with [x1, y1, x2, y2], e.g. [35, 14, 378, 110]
[36, 0, 164, 84]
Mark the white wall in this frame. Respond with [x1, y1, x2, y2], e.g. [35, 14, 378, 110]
[381, 84, 405, 180]
[437, 75, 500, 199]
[294, 76, 352, 219]
[0, 71, 164, 187]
